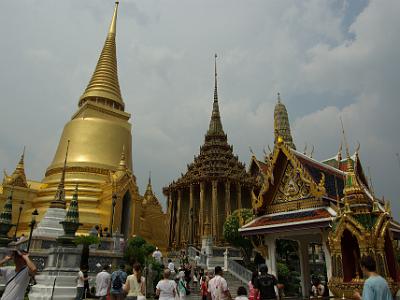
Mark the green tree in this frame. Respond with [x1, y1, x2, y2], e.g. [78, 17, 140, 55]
[223, 208, 254, 263]
[74, 235, 100, 268]
[276, 239, 298, 263]
[124, 236, 156, 266]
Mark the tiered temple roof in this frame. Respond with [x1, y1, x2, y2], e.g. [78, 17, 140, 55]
[166, 55, 253, 190]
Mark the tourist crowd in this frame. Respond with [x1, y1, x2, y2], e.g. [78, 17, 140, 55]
[72, 247, 394, 300]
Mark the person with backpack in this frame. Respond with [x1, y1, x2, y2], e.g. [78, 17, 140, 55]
[253, 264, 278, 300]
[110, 264, 127, 300]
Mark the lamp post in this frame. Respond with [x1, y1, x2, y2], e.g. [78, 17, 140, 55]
[13, 200, 24, 241]
[27, 208, 39, 252]
[110, 193, 117, 238]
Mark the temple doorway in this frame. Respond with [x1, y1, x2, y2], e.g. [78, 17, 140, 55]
[341, 229, 361, 282]
[120, 191, 132, 239]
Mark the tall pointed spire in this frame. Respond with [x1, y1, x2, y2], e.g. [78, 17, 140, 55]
[207, 54, 225, 136]
[337, 141, 343, 161]
[274, 93, 296, 149]
[144, 171, 154, 198]
[79, 1, 124, 111]
[117, 145, 127, 171]
[50, 140, 70, 209]
[7, 147, 28, 188]
[340, 117, 353, 172]
[64, 185, 80, 224]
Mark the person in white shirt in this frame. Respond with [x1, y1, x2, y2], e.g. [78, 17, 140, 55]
[75, 266, 88, 300]
[235, 286, 248, 300]
[0, 248, 37, 300]
[194, 252, 201, 271]
[96, 265, 111, 300]
[152, 247, 163, 264]
[156, 269, 177, 300]
[167, 259, 176, 276]
[208, 266, 231, 300]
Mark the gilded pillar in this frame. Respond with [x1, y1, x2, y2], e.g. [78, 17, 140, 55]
[176, 189, 182, 246]
[199, 182, 205, 237]
[167, 193, 173, 248]
[225, 181, 231, 217]
[212, 180, 218, 241]
[189, 184, 194, 245]
[237, 182, 242, 211]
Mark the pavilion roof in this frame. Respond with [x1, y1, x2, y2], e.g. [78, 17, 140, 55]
[240, 207, 336, 236]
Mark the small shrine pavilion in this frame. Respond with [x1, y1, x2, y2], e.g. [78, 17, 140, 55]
[240, 95, 400, 298]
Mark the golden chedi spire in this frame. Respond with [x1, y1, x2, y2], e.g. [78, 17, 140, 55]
[79, 1, 124, 111]
[274, 93, 296, 149]
[4, 147, 28, 188]
[19, 2, 139, 238]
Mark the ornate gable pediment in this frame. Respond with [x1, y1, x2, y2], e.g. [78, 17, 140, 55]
[252, 140, 326, 214]
[274, 161, 311, 204]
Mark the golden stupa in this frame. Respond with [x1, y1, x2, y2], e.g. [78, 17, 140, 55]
[0, 2, 167, 243]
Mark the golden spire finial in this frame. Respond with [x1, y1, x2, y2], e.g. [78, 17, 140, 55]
[118, 145, 126, 170]
[79, 1, 124, 110]
[109, 2, 119, 35]
[50, 140, 70, 209]
[340, 116, 353, 172]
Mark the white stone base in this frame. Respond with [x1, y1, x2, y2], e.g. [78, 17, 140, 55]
[28, 274, 77, 300]
[33, 208, 66, 239]
[29, 247, 81, 300]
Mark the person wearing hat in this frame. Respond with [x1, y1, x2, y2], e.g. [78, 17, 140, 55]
[177, 270, 189, 300]
[0, 240, 37, 300]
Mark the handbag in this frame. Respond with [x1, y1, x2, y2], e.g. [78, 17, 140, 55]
[180, 280, 191, 296]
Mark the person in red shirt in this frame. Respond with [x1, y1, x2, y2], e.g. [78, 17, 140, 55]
[201, 276, 208, 300]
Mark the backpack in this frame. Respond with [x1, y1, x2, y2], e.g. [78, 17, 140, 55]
[112, 273, 123, 290]
[257, 274, 276, 299]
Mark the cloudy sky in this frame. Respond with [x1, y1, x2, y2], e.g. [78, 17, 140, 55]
[0, 0, 399, 218]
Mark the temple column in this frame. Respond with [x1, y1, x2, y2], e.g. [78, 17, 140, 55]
[199, 182, 205, 237]
[212, 180, 218, 242]
[189, 184, 194, 245]
[176, 189, 182, 247]
[298, 239, 311, 297]
[322, 230, 332, 282]
[167, 193, 173, 248]
[225, 181, 231, 217]
[265, 237, 277, 277]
